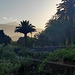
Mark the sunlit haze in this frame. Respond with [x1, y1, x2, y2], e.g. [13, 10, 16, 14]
[0, 0, 61, 29]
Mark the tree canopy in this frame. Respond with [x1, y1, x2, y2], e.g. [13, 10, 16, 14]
[0, 30, 11, 45]
[44, 0, 75, 46]
[15, 20, 36, 46]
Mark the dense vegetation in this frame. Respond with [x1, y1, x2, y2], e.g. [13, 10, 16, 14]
[38, 46, 75, 74]
[0, 0, 75, 75]
[0, 44, 49, 75]
[37, 0, 75, 46]
[1, 44, 75, 75]
[15, 20, 36, 46]
[0, 30, 11, 45]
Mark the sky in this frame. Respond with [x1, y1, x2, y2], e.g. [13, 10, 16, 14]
[0, 0, 61, 29]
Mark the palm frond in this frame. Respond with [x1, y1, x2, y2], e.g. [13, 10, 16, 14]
[15, 20, 36, 35]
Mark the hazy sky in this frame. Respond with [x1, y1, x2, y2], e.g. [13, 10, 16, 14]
[0, 0, 61, 28]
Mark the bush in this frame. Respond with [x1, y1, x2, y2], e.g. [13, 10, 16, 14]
[38, 46, 75, 74]
[0, 44, 34, 75]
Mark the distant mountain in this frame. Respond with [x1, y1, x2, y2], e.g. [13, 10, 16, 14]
[6, 21, 19, 26]
[0, 22, 43, 41]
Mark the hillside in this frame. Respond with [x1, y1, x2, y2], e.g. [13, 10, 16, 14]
[0, 22, 43, 41]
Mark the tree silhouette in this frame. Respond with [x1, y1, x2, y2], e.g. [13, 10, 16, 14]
[45, 18, 66, 46]
[15, 20, 36, 46]
[0, 30, 11, 45]
[56, 0, 75, 21]
[56, 0, 75, 44]
[44, 0, 75, 46]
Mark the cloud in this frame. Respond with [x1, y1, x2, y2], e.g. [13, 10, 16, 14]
[3, 17, 8, 20]
[3, 17, 18, 22]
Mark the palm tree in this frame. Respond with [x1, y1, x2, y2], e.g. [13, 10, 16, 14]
[15, 20, 36, 46]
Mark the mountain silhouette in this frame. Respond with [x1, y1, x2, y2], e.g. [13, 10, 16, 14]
[0, 22, 43, 41]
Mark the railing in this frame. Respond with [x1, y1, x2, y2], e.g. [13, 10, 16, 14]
[27, 58, 75, 74]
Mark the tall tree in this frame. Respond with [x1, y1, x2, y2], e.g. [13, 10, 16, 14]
[45, 0, 75, 45]
[56, 0, 75, 20]
[15, 20, 36, 46]
[56, 0, 75, 44]
[45, 18, 67, 46]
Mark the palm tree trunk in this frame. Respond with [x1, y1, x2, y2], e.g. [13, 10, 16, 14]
[24, 34, 27, 46]
[31, 32, 32, 38]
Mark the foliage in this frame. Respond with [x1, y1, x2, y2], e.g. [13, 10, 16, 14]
[0, 45, 20, 75]
[17, 36, 37, 47]
[15, 20, 36, 35]
[45, 19, 66, 45]
[38, 45, 75, 73]
[56, 0, 75, 21]
[44, 0, 75, 46]
[0, 44, 34, 75]
[34, 31, 52, 46]
[73, 71, 75, 75]
[15, 20, 36, 46]
[0, 30, 11, 45]
[38, 57, 49, 73]
[1, 0, 75, 74]
[56, 0, 75, 44]
[0, 44, 49, 75]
